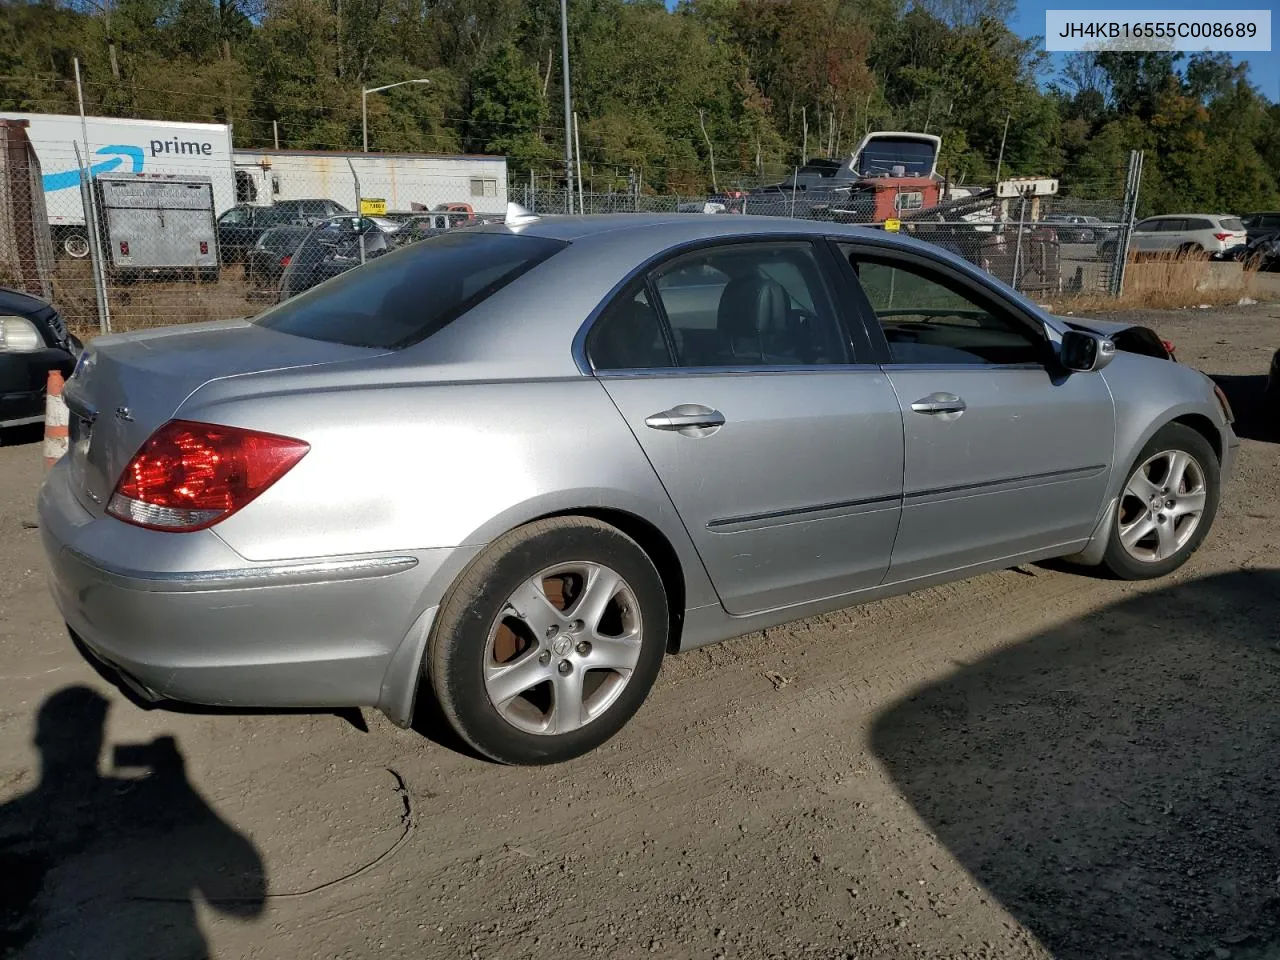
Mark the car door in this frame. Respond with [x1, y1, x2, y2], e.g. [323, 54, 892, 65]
[833, 241, 1116, 583]
[1131, 218, 1162, 253]
[587, 238, 905, 616]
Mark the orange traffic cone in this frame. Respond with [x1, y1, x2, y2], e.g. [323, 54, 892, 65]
[43, 369, 69, 469]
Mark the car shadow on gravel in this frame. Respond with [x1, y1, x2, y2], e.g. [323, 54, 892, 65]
[0, 686, 266, 958]
[1209, 374, 1277, 444]
[872, 570, 1280, 960]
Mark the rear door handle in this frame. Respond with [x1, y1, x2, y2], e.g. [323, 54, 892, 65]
[910, 393, 967, 415]
[645, 406, 726, 431]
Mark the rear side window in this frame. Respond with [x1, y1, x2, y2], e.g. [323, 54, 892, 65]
[254, 232, 566, 349]
[1156, 219, 1187, 232]
[1220, 218, 1245, 232]
[1186, 218, 1214, 230]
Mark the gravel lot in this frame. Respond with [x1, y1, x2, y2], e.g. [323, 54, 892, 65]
[2, 305, 1278, 960]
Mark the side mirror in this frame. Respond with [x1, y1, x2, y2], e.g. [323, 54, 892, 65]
[1059, 329, 1115, 372]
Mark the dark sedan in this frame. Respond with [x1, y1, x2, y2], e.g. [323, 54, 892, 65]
[0, 287, 81, 433]
[218, 199, 351, 263]
[277, 216, 395, 301]
[246, 225, 312, 289]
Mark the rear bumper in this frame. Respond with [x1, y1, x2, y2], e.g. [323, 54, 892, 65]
[38, 456, 472, 721]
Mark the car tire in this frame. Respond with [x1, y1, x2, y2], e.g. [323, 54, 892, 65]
[428, 516, 669, 765]
[1102, 423, 1220, 581]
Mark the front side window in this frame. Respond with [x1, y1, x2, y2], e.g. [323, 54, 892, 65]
[650, 242, 848, 367]
[255, 232, 565, 349]
[219, 207, 249, 226]
[840, 247, 1046, 366]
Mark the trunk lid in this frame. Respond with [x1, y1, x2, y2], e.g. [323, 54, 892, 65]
[63, 318, 387, 516]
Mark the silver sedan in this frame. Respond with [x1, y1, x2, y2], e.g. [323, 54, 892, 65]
[39, 213, 1238, 764]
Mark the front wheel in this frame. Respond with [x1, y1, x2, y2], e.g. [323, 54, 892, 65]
[428, 517, 669, 765]
[1102, 423, 1220, 580]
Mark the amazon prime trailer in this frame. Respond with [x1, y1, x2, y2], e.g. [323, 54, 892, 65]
[0, 111, 235, 258]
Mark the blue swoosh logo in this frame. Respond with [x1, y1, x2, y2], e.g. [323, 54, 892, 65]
[42, 145, 145, 192]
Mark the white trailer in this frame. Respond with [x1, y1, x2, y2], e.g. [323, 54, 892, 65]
[0, 112, 235, 258]
[232, 149, 508, 218]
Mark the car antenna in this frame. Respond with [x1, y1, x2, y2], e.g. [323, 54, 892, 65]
[505, 201, 540, 228]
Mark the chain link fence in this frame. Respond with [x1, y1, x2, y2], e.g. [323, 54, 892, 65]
[517, 183, 1133, 300]
[1, 130, 1140, 337]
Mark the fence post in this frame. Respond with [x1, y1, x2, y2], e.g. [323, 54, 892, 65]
[73, 142, 111, 335]
[1010, 192, 1027, 291]
[1111, 150, 1144, 297]
[347, 158, 364, 265]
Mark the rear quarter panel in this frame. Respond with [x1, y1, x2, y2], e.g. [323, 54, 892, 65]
[177, 374, 720, 610]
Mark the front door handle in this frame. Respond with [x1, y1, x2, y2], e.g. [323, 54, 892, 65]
[910, 393, 967, 415]
[645, 405, 726, 431]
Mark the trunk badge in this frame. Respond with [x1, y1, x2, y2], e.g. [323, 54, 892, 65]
[114, 407, 134, 422]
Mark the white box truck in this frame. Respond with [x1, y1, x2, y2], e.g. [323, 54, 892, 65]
[232, 149, 508, 218]
[0, 112, 235, 259]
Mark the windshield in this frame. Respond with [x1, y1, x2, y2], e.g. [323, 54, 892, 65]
[254, 231, 566, 349]
[856, 138, 936, 176]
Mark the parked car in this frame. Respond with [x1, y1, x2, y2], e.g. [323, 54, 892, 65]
[1128, 214, 1247, 260]
[217, 199, 351, 263]
[276, 215, 396, 300]
[1241, 211, 1280, 245]
[0, 286, 81, 433]
[1042, 214, 1102, 244]
[40, 215, 1238, 765]
[1267, 347, 1280, 410]
[245, 225, 312, 289]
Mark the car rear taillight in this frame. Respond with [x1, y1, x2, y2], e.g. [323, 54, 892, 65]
[1161, 338, 1176, 357]
[119, 241, 129, 256]
[1213, 232, 1232, 241]
[107, 420, 309, 532]
[280, 254, 291, 267]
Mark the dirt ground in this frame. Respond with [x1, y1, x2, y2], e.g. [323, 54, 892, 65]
[1, 305, 1278, 960]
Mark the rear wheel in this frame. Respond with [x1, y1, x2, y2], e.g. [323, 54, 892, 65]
[61, 230, 90, 259]
[1102, 423, 1219, 580]
[428, 517, 668, 765]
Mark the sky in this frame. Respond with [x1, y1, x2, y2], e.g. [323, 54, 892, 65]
[1010, 0, 1280, 101]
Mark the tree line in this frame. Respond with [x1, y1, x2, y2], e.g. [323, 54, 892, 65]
[1, 0, 1277, 213]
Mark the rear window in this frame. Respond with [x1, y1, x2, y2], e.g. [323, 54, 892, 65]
[1220, 218, 1245, 232]
[253, 231, 565, 349]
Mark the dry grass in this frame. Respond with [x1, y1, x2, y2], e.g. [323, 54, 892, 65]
[53, 259, 263, 340]
[1049, 249, 1269, 313]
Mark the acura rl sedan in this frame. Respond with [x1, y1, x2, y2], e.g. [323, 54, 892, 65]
[39, 213, 1238, 765]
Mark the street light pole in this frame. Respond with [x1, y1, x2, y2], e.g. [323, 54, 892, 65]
[559, 0, 574, 214]
[362, 78, 431, 152]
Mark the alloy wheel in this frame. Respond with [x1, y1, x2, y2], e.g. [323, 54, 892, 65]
[1116, 449, 1207, 563]
[483, 561, 643, 736]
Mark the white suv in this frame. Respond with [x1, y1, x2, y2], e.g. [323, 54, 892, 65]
[1130, 214, 1247, 259]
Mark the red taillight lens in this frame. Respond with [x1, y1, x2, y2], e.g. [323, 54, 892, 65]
[119, 240, 129, 255]
[1213, 232, 1232, 241]
[107, 420, 309, 532]
[1161, 338, 1176, 357]
[200, 241, 209, 255]
[280, 254, 291, 266]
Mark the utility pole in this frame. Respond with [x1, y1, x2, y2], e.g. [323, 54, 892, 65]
[559, 0, 574, 214]
[995, 112, 1012, 185]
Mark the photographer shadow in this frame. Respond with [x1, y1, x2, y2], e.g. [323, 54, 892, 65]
[0, 686, 265, 959]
